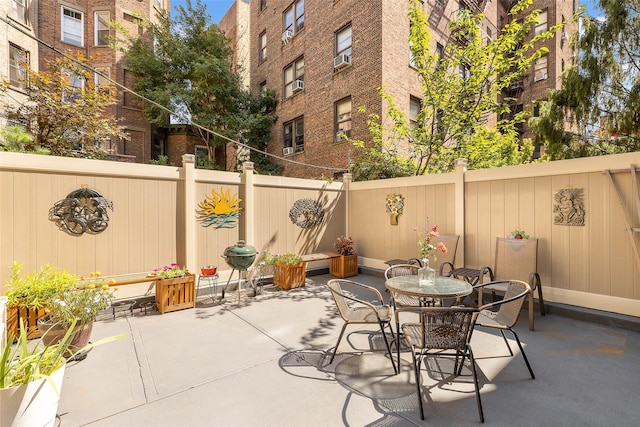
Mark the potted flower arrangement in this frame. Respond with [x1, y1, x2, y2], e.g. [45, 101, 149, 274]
[1, 298, 124, 427]
[39, 271, 115, 358]
[264, 253, 306, 290]
[509, 229, 529, 239]
[152, 263, 196, 314]
[330, 236, 358, 278]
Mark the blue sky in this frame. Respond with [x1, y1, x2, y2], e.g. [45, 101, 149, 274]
[171, 1, 602, 25]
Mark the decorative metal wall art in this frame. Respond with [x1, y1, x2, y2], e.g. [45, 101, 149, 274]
[553, 188, 585, 226]
[289, 198, 324, 228]
[197, 187, 242, 229]
[49, 187, 113, 235]
[386, 193, 404, 226]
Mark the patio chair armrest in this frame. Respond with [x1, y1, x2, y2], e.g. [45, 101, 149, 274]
[475, 280, 530, 311]
[439, 262, 454, 277]
[530, 271, 541, 290]
[480, 266, 494, 281]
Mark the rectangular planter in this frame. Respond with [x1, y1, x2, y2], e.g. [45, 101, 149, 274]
[155, 273, 196, 314]
[330, 254, 359, 278]
[6, 306, 47, 340]
[274, 262, 307, 290]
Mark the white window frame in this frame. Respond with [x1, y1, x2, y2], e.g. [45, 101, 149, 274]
[283, 117, 304, 152]
[94, 67, 110, 94]
[259, 31, 267, 62]
[336, 25, 352, 57]
[94, 11, 110, 47]
[9, 44, 29, 89]
[10, 0, 28, 25]
[62, 6, 84, 46]
[534, 55, 548, 81]
[409, 96, 421, 128]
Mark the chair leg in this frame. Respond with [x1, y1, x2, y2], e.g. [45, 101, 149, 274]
[468, 346, 485, 423]
[537, 284, 546, 316]
[509, 328, 535, 379]
[411, 349, 425, 420]
[528, 290, 535, 331]
[329, 323, 349, 364]
[380, 321, 397, 374]
[499, 330, 514, 357]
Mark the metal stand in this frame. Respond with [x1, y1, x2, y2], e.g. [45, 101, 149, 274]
[197, 273, 219, 300]
[221, 269, 252, 304]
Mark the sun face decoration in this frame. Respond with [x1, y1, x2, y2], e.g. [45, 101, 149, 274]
[197, 187, 242, 228]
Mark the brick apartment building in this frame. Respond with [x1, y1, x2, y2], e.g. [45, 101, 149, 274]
[34, 0, 165, 163]
[247, 0, 576, 178]
[1, 0, 40, 129]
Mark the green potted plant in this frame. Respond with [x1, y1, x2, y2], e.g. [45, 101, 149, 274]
[330, 236, 358, 278]
[3, 262, 78, 339]
[264, 253, 306, 290]
[0, 302, 124, 427]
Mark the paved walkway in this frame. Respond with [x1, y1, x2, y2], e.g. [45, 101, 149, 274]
[58, 274, 640, 426]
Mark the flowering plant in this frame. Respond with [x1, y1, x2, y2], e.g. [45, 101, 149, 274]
[153, 263, 188, 278]
[45, 271, 115, 327]
[415, 223, 448, 260]
[509, 229, 529, 239]
[333, 236, 355, 256]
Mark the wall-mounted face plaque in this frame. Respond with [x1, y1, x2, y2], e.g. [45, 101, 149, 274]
[553, 188, 585, 226]
[49, 187, 113, 235]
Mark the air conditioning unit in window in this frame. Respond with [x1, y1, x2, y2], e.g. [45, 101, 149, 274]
[283, 147, 294, 156]
[335, 133, 345, 142]
[333, 54, 352, 70]
[534, 73, 548, 82]
[282, 30, 293, 44]
[292, 79, 304, 92]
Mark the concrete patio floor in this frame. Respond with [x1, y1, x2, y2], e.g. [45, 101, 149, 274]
[57, 273, 640, 427]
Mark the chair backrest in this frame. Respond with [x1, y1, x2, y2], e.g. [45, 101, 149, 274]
[481, 280, 530, 328]
[494, 237, 538, 283]
[384, 264, 419, 280]
[327, 279, 351, 320]
[432, 235, 460, 271]
[413, 307, 479, 351]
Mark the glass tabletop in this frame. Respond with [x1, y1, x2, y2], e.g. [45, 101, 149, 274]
[385, 275, 473, 299]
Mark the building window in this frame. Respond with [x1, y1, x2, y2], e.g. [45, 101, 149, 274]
[260, 0, 267, 11]
[534, 55, 548, 81]
[284, 0, 304, 35]
[259, 80, 267, 92]
[283, 57, 304, 99]
[436, 43, 444, 68]
[62, 69, 84, 102]
[9, 44, 29, 89]
[459, 63, 470, 80]
[95, 11, 110, 46]
[409, 96, 421, 128]
[10, 0, 28, 25]
[123, 70, 143, 109]
[153, 0, 164, 11]
[94, 67, 110, 94]
[535, 10, 548, 35]
[259, 31, 267, 62]
[284, 117, 304, 152]
[62, 6, 84, 46]
[336, 25, 352, 57]
[335, 97, 352, 141]
[533, 101, 540, 118]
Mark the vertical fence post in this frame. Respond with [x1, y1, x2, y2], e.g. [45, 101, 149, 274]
[455, 158, 467, 267]
[242, 162, 255, 245]
[183, 154, 197, 274]
[343, 173, 352, 238]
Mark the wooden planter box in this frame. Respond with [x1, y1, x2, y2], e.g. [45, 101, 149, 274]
[274, 262, 307, 290]
[155, 273, 196, 314]
[330, 254, 359, 278]
[6, 306, 47, 339]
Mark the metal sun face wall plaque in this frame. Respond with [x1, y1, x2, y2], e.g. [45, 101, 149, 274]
[289, 198, 324, 228]
[553, 188, 585, 226]
[197, 187, 242, 229]
[49, 187, 113, 235]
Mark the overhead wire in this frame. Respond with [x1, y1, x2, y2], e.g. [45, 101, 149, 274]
[0, 14, 348, 172]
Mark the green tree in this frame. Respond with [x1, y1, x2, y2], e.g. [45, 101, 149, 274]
[530, 0, 640, 159]
[349, 0, 554, 178]
[0, 54, 126, 157]
[118, 0, 278, 173]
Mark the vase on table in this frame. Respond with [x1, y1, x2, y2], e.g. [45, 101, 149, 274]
[418, 256, 435, 286]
